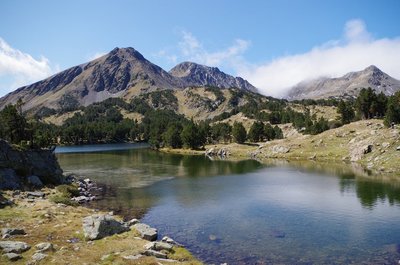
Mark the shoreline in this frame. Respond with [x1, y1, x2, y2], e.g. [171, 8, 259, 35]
[160, 119, 400, 178]
[0, 185, 201, 265]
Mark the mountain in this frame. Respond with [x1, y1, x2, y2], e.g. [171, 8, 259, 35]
[0, 47, 257, 112]
[286, 65, 400, 100]
[169, 62, 257, 92]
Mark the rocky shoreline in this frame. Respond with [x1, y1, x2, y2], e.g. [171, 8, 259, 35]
[0, 181, 201, 264]
[0, 138, 201, 264]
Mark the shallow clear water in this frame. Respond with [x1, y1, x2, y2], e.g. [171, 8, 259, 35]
[57, 144, 400, 264]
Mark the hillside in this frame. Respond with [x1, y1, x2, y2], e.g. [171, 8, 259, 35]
[0, 47, 257, 114]
[287, 65, 400, 100]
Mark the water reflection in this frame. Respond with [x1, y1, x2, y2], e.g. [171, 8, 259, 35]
[57, 145, 400, 264]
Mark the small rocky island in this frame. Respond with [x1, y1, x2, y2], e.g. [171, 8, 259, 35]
[0, 140, 200, 264]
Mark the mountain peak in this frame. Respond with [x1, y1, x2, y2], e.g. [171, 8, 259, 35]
[287, 65, 400, 100]
[107, 47, 145, 61]
[169, 62, 257, 92]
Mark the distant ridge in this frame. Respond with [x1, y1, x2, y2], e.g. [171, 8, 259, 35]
[286, 65, 400, 100]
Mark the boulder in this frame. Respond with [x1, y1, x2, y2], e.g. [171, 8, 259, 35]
[27, 175, 43, 188]
[2, 252, 22, 261]
[32, 252, 47, 261]
[0, 139, 64, 190]
[0, 169, 21, 190]
[133, 223, 158, 241]
[0, 241, 30, 253]
[35, 242, 53, 252]
[1, 228, 26, 239]
[161, 236, 182, 246]
[271, 145, 290, 154]
[125, 218, 139, 227]
[143, 249, 167, 259]
[82, 215, 129, 240]
[26, 191, 45, 199]
[144, 241, 173, 251]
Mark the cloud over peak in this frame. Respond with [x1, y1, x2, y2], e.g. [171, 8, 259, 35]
[0, 38, 56, 96]
[239, 19, 400, 97]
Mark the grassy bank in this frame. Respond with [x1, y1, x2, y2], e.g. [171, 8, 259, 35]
[161, 120, 400, 176]
[0, 189, 201, 265]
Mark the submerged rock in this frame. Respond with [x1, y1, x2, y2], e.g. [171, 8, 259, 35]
[82, 215, 129, 240]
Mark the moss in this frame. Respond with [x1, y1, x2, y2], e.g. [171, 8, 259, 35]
[56, 184, 80, 197]
[49, 193, 78, 206]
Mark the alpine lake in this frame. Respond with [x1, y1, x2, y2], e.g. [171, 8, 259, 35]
[56, 143, 400, 265]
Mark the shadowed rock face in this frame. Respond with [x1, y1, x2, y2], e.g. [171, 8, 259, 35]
[286, 65, 400, 100]
[169, 61, 257, 92]
[0, 140, 64, 190]
[0, 48, 258, 113]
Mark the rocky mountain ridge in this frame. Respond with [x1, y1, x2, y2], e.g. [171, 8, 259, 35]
[169, 62, 257, 92]
[0, 47, 257, 113]
[286, 65, 400, 100]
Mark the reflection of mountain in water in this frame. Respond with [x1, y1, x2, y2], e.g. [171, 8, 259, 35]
[339, 173, 400, 209]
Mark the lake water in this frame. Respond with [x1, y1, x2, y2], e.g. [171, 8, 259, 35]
[56, 144, 400, 264]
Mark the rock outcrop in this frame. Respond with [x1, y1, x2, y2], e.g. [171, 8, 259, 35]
[0, 140, 64, 190]
[82, 214, 129, 240]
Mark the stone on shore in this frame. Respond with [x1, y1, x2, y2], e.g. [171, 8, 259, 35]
[1, 228, 26, 239]
[133, 223, 158, 241]
[143, 249, 167, 259]
[32, 252, 47, 261]
[0, 241, 30, 253]
[144, 241, 173, 251]
[82, 215, 129, 240]
[35, 242, 53, 252]
[2, 252, 22, 261]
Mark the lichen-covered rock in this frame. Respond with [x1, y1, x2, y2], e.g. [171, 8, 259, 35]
[82, 215, 129, 240]
[0, 241, 30, 253]
[2, 252, 22, 261]
[35, 242, 53, 252]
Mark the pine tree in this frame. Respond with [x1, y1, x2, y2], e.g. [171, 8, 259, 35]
[232, 122, 247, 144]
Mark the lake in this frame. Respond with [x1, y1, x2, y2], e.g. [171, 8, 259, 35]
[56, 143, 400, 264]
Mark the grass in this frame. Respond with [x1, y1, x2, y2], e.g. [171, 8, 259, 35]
[0, 190, 203, 265]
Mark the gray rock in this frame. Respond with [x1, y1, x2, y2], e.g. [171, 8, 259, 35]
[125, 218, 139, 227]
[0, 241, 30, 253]
[397, 146, 400, 151]
[381, 142, 390, 148]
[2, 228, 26, 239]
[162, 236, 182, 246]
[123, 254, 143, 260]
[0, 168, 21, 190]
[133, 223, 158, 241]
[27, 175, 43, 188]
[26, 191, 45, 199]
[72, 196, 90, 203]
[2, 252, 22, 261]
[82, 215, 129, 240]
[271, 145, 291, 154]
[32, 252, 47, 261]
[143, 249, 167, 259]
[35, 242, 53, 252]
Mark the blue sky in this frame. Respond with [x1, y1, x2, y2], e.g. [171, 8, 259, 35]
[1, 0, 399, 97]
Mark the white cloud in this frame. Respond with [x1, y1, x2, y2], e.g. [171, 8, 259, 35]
[178, 31, 250, 70]
[239, 19, 400, 98]
[0, 37, 55, 96]
[87, 51, 107, 61]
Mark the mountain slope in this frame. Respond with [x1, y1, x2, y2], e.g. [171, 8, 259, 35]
[169, 62, 257, 92]
[286, 65, 400, 100]
[0, 48, 258, 112]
